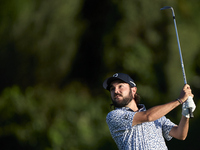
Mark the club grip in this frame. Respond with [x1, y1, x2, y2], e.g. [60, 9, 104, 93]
[188, 108, 194, 118]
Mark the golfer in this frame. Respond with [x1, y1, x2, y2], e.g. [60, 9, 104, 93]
[103, 73, 196, 150]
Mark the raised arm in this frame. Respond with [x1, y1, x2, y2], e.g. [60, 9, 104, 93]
[132, 84, 193, 126]
[169, 116, 189, 140]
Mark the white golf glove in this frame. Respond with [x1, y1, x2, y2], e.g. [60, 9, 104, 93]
[182, 96, 196, 118]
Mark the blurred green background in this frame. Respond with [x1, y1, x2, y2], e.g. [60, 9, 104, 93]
[0, 0, 200, 149]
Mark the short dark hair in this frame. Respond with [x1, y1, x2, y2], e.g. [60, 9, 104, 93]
[134, 93, 141, 106]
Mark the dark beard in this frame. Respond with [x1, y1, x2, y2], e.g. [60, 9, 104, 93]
[112, 89, 133, 108]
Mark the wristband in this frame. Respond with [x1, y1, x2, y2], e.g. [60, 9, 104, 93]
[176, 98, 183, 104]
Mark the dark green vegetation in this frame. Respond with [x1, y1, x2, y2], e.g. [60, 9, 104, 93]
[0, 0, 200, 149]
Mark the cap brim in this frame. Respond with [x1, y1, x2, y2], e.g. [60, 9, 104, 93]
[103, 77, 123, 90]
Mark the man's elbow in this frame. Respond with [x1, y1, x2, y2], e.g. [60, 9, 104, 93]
[170, 126, 188, 141]
[177, 135, 187, 140]
[181, 135, 187, 140]
[146, 114, 156, 122]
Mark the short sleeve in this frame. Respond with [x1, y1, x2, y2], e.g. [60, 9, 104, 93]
[106, 109, 136, 136]
[160, 116, 176, 141]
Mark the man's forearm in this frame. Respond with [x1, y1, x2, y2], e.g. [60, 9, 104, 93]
[133, 100, 181, 126]
[144, 100, 181, 122]
[169, 116, 189, 140]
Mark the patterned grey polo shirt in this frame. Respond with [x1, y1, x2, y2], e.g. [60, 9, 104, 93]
[106, 104, 176, 150]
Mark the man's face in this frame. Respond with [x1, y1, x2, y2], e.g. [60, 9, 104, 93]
[110, 80, 134, 107]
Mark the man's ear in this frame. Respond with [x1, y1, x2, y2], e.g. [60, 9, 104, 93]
[131, 87, 137, 94]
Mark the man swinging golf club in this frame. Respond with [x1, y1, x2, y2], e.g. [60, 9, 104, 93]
[103, 6, 196, 149]
[103, 73, 196, 150]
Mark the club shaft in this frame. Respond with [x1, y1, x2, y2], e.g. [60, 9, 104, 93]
[171, 10, 194, 118]
[172, 15, 187, 84]
[161, 6, 194, 118]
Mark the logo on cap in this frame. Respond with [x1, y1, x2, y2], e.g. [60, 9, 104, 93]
[113, 73, 118, 77]
[130, 81, 136, 86]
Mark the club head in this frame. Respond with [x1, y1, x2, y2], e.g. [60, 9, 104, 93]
[160, 6, 175, 17]
[160, 6, 172, 10]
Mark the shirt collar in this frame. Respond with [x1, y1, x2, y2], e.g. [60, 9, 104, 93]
[115, 104, 146, 112]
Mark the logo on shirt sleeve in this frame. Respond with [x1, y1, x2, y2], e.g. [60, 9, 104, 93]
[123, 114, 129, 120]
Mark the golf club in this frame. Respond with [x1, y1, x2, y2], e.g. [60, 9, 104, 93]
[161, 6, 194, 118]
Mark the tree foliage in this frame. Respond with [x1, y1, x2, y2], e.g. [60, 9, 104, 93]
[0, 0, 200, 149]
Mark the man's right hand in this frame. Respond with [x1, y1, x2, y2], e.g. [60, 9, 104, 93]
[179, 84, 194, 103]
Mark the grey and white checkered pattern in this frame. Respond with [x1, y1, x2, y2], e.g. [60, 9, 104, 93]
[106, 104, 176, 150]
